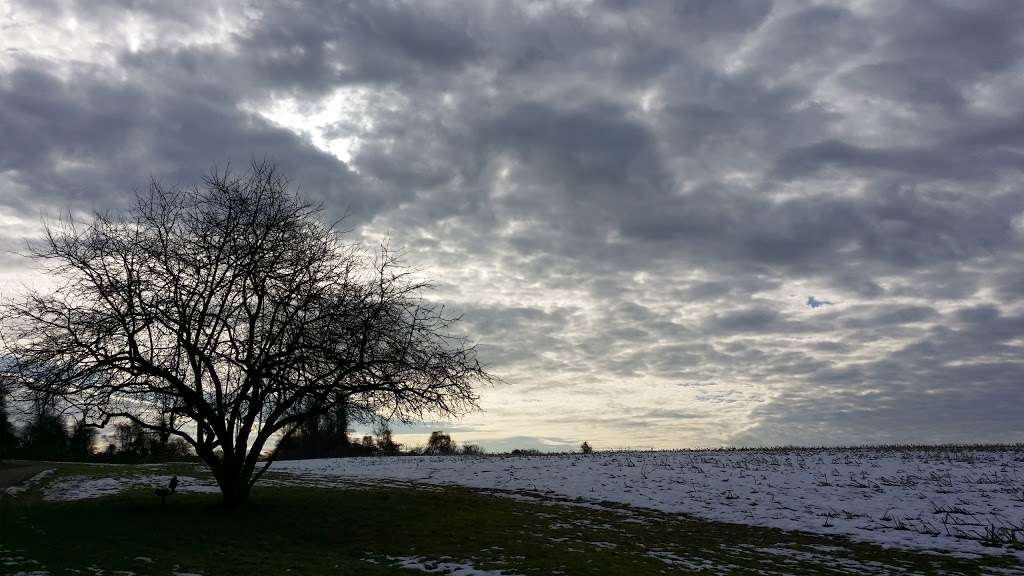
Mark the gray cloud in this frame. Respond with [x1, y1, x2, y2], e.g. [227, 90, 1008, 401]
[0, 58, 369, 218]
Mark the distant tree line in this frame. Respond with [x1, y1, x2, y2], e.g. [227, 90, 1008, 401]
[405, 430, 484, 456]
[2, 380, 574, 463]
[0, 398, 193, 463]
[0, 412, 193, 463]
[2, 385, 596, 463]
[0, 388, 494, 463]
[274, 418, 485, 459]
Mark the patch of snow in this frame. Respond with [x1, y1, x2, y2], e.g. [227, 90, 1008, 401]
[43, 475, 219, 501]
[737, 544, 925, 575]
[647, 550, 736, 574]
[4, 469, 55, 496]
[390, 556, 521, 576]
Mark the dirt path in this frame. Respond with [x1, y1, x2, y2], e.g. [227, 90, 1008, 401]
[0, 462, 54, 490]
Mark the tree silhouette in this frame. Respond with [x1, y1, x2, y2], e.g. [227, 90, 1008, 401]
[68, 417, 97, 459]
[273, 409, 361, 460]
[425, 430, 456, 455]
[373, 418, 400, 454]
[0, 385, 16, 461]
[21, 409, 69, 460]
[1, 160, 489, 506]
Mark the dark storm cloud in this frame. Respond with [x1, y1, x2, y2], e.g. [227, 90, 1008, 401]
[881, 1, 1024, 74]
[0, 58, 369, 217]
[732, 305, 1024, 446]
[238, 1, 483, 89]
[4, 0, 1024, 446]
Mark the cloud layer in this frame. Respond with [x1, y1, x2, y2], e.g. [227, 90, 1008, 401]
[3, 0, 1024, 448]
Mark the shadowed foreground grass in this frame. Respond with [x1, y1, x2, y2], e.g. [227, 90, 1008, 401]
[2, 464, 1022, 575]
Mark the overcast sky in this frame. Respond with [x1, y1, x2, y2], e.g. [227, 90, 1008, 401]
[3, 0, 1024, 450]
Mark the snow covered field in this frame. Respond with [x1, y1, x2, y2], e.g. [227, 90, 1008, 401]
[274, 447, 1024, 558]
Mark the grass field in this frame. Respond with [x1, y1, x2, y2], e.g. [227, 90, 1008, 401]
[3, 462, 1023, 575]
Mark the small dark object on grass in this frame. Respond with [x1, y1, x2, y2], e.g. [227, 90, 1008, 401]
[155, 476, 178, 507]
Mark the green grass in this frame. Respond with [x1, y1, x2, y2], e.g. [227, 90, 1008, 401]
[2, 464, 1021, 575]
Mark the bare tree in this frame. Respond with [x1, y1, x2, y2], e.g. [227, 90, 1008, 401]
[373, 418, 400, 454]
[0, 376, 17, 461]
[425, 430, 456, 455]
[0, 160, 489, 506]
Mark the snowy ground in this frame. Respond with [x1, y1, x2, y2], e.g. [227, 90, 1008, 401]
[381, 556, 521, 576]
[3, 469, 54, 497]
[41, 475, 220, 501]
[7, 453, 1024, 575]
[273, 447, 1024, 558]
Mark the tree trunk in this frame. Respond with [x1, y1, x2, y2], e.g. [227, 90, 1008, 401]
[212, 452, 253, 508]
[217, 469, 251, 508]
[337, 400, 349, 447]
